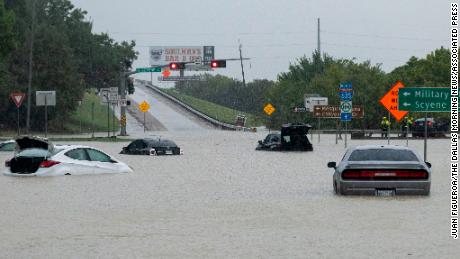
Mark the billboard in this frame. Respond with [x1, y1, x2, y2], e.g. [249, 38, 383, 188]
[149, 46, 214, 66]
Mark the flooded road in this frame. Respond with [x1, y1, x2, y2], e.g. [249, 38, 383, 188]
[0, 131, 456, 258]
[129, 84, 206, 131]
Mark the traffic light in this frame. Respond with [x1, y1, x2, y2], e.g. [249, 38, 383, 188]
[127, 77, 134, 95]
[169, 62, 186, 70]
[210, 59, 226, 68]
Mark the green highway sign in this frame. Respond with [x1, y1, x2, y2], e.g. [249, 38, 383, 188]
[135, 67, 162, 73]
[398, 87, 451, 112]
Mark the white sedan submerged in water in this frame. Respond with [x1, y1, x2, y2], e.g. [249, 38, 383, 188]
[3, 136, 133, 176]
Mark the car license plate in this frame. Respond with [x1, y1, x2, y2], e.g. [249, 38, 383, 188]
[165, 150, 173, 155]
[376, 189, 395, 196]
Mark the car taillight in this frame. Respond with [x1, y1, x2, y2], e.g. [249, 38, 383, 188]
[5, 159, 10, 167]
[342, 169, 428, 180]
[39, 160, 61, 168]
[427, 121, 433, 126]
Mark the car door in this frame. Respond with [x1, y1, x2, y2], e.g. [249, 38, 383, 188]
[85, 148, 121, 174]
[63, 148, 95, 175]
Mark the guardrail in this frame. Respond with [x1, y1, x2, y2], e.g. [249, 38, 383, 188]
[137, 80, 247, 131]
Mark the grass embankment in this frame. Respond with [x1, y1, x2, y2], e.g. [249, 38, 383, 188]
[162, 88, 262, 127]
[66, 92, 120, 133]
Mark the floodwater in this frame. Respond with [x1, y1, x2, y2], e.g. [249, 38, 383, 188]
[0, 131, 456, 258]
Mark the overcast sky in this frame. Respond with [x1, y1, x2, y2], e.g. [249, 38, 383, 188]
[72, 0, 449, 84]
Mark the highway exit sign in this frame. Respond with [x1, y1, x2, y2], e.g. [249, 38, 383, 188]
[136, 67, 161, 73]
[398, 87, 451, 112]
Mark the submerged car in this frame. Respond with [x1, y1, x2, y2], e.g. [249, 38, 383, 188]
[412, 117, 449, 137]
[3, 136, 132, 176]
[256, 133, 281, 151]
[0, 140, 16, 152]
[256, 123, 313, 151]
[120, 138, 182, 155]
[327, 145, 431, 196]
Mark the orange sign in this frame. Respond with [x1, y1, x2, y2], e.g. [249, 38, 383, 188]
[263, 103, 276, 116]
[138, 101, 150, 113]
[162, 70, 171, 77]
[379, 81, 408, 122]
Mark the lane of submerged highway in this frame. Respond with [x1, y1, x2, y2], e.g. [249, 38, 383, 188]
[0, 132, 455, 258]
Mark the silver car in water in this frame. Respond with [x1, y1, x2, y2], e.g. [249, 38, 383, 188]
[327, 145, 431, 196]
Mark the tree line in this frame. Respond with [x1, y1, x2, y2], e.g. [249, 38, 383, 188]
[173, 47, 450, 129]
[0, 0, 137, 131]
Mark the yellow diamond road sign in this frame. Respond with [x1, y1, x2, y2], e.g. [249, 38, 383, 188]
[139, 101, 150, 113]
[264, 103, 275, 116]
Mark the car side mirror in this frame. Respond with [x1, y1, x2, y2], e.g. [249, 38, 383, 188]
[258, 140, 263, 145]
[425, 162, 432, 168]
[327, 162, 336, 169]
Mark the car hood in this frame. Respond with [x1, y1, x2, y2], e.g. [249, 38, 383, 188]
[15, 136, 51, 151]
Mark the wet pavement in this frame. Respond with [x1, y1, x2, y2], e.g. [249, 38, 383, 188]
[0, 131, 456, 258]
[129, 84, 208, 131]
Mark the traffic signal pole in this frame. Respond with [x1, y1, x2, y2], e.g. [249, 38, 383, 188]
[119, 72, 127, 136]
[120, 71, 136, 136]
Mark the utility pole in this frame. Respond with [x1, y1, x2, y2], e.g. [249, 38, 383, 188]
[239, 41, 246, 88]
[317, 18, 321, 56]
[26, 0, 37, 134]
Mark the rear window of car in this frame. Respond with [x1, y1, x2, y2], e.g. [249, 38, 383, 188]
[348, 149, 419, 161]
[16, 148, 51, 158]
[155, 140, 177, 147]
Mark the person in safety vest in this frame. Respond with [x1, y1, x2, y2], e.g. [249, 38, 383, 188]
[401, 116, 413, 137]
[381, 116, 390, 138]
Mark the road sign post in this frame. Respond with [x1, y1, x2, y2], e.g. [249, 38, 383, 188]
[398, 87, 450, 161]
[139, 101, 150, 132]
[10, 92, 26, 136]
[339, 82, 353, 148]
[380, 81, 409, 145]
[36, 91, 56, 138]
[264, 103, 275, 132]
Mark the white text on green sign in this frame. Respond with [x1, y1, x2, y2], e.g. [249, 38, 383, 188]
[398, 87, 450, 112]
[135, 67, 162, 73]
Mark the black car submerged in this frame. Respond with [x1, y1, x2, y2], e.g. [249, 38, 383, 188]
[256, 123, 313, 151]
[411, 117, 449, 137]
[120, 138, 182, 156]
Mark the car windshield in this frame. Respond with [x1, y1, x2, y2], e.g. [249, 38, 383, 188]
[348, 149, 419, 161]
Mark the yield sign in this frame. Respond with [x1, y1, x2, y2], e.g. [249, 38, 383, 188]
[379, 81, 408, 122]
[10, 92, 26, 108]
[162, 70, 171, 78]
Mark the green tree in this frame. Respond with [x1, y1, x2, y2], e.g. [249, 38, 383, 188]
[0, 0, 138, 131]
